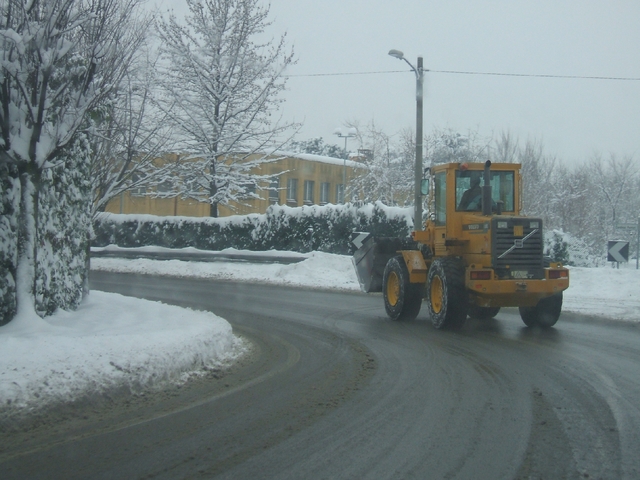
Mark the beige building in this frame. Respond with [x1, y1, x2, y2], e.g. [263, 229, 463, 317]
[104, 152, 363, 217]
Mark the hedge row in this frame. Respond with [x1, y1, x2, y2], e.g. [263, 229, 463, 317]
[0, 162, 19, 324]
[1, 137, 92, 325]
[93, 202, 413, 255]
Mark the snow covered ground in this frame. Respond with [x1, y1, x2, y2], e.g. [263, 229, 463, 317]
[1, 248, 638, 418]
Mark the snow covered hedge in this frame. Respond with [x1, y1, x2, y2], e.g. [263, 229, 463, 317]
[93, 202, 414, 254]
[34, 140, 93, 317]
[0, 141, 92, 326]
[0, 162, 19, 324]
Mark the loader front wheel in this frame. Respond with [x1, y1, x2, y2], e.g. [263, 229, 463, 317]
[426, 257, 467, 330]
[383, 256, 422, 321]
[519, 293, 563, 328]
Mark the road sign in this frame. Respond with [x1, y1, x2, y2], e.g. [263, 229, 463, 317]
[607, 241, 629, 263]
[351, 232, 372, 250]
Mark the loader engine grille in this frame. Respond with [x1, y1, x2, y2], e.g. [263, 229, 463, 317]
[492, 217, 544, 279]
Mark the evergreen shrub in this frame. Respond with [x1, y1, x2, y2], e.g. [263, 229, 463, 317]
[34, 137, 92, 317]
[0, 162, 19, 325]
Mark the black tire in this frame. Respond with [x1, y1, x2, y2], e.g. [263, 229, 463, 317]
[382, 256, 423, 321]
[519, 292, 563, 328]
[426, 257, 467, 330]
[468, 305, 501, 320]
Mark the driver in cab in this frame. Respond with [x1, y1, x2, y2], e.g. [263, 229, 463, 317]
[458, 173, 482, 211]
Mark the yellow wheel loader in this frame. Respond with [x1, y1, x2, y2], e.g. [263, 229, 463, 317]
[352, 161, 569, 329]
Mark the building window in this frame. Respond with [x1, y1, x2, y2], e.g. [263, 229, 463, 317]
[238, 182, 256, 199]
[304, 180, 315, 204]
[320, 182, 330, 204]
[130, 173, 146, 196]
[287, 178, 298, 203]
[269, 178, 280, 203]
[336, 184, 344, 203]
[157, 180, 172, 194]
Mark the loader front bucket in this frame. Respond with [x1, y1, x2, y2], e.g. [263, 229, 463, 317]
[351, 234, 409, 293]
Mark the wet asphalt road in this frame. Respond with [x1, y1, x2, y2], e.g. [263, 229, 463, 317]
[2, 271, 640, 479]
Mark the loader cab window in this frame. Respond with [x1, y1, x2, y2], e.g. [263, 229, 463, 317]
[455, 170, 515, 212]
[434, 172, 447, 226]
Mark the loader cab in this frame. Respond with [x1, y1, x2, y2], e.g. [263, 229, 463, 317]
[423, 162, 522, 256]
[455, 168, 516, 213]
[426, 162, 521, 221]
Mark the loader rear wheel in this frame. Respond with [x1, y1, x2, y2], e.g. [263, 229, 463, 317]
[519, 293, 563, 328]
[426, 257, 467, 330]
[468, 305, 501, 320]
[382, 256, 422, 321]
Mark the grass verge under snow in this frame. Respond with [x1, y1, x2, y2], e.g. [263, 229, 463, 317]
[0, 291, 246, 419]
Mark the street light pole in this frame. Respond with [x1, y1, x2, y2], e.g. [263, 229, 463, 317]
[389, 49, 424, 231]
[334, 129, 356, 203]
[637, 216, 639, 270]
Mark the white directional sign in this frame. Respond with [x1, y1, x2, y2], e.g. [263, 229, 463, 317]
[351, 232, 372, 250]
[607, 241, 629, 263]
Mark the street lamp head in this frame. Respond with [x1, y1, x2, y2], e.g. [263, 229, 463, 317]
[335, 127, 356, 139]
[388, 49, 404, 60]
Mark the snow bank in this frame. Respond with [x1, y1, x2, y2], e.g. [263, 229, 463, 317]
[563, 266, 640, 321]
[92, 251, 361, 291]
[92, 250, 640, 323]
[0, 291, 246, 417]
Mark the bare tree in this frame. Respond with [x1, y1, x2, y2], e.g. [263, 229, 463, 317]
[518, 139, 559, 222]
[89, 44, 176, 217]
[590, 152, 637, 239]
[343, 120, 413, 205]
[0, 0, 147, 322]
[426, 128, 490, 166]
[492, 130, 519, 163]
[156, 0, 298, 217]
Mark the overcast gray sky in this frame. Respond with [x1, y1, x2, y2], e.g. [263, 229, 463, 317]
[156, 0, 640, 165]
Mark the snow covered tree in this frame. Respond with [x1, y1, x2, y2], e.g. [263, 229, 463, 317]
[35, 135, 92, 316]
[0, 0, 147, 324]
[89, 43, 176, 217]
[0, 157, 19, 323]
[156, 0, 297, 217]
[426, 128, 490, 166]
[491, 130, 519, 164]
[590, 153, 637, 236]
[345, 121, 413, 205]
[518, 139, 560, 223]
[288, 137, 346, 159]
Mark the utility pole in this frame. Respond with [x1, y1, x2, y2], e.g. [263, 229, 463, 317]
[388, 50, 425, 231]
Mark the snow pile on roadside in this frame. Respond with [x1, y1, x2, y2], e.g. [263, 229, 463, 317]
[563, 266, 640, 322]
[92, 250, 362, 291]
[0, 291, 246, 417]
[92, 250, 640, 323]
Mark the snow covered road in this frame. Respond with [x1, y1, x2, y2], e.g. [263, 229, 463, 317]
[3, 270, 639, 479]
[1, 249, 638, 421]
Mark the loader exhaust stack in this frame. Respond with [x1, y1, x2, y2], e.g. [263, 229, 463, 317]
[482, 160, 492, 216]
